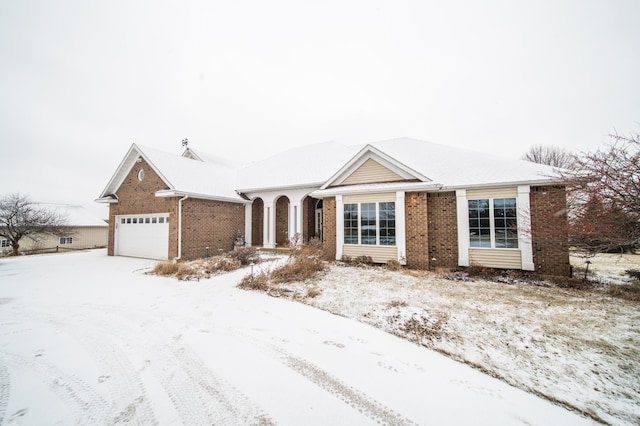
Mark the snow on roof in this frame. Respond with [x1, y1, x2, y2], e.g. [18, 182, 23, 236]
[181, 147, 239, 168]
[235, 141, 362, 191]
[38, 204, 108, 227]
[101, 138, 561, 203]
[365, 137, 559, 188]
[137, 144, 244, 201]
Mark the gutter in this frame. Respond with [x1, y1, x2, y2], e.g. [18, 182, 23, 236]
[175, 195, 188, 260]
[155, 190, 250, 204]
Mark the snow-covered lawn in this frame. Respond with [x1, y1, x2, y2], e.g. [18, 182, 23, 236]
[264, 255, 640, 425]
[0, 250, 595, 425]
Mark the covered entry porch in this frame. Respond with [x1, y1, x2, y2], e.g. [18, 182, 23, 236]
[243, 187, 322, 249]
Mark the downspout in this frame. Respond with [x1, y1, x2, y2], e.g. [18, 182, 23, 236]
[175, 195, 189, 260]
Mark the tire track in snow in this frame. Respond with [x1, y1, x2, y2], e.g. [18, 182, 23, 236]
[48, 316, 159, 425]
[0, 351, 110, 425]
[78, 304, 275, 425]
[228, 332, 417, 426]
[77, 303, 415, 425]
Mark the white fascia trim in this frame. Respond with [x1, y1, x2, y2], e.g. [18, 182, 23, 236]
[443, 178, 561, 192]
[456, 189, 470, 267]
[94, 195, 119, 204]
[236, 183, 324, 195]
[244, 204, 252, 247]
[335, 195, 344, 261]
[155, 190, 251, 204]
[98, 143, 175, 199]
[395, 191, 407, 265]
[311, 182, 441, 198]
[518, 185, 535, 271]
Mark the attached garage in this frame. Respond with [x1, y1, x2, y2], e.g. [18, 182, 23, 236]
[115, 214, 170, 260]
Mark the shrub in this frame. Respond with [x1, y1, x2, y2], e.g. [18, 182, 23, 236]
[152, 260, 181, 276]
[227, 247, 260, 266]
[625, 269, 640, 282]
[464, 264, 501, 280]
[607, 283, 640, 302]
[340, 255, 373, 267]
[238, 271, 270, 291]
[306, 287, 322, 298]
[270, 254, 325, 283]
[386, 259, 403, 271]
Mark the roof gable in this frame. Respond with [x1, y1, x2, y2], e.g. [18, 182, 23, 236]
[98, 144, 245, 203]
[321, 145, 430, 189]
[341, 158, 407, 185]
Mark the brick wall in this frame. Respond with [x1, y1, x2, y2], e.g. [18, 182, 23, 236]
[405, 192, 429, 269]
[181, 198, 245, 260]
[427, 191, 458, 270]
[530, 185, 571, 276]
[322, 197, 336, 260]
[303, 197, 318, 241]
[108, 158, 246, 261]
[109, 159, 178, 257]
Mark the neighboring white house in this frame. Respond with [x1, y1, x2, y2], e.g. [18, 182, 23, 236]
[0, 204, 108, 256]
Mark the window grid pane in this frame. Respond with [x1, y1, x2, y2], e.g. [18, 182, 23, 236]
[468, 199, 491, 247]
[379, 202, 396, 245]
[494, 198, 518, 248]
[360, 203, 376, 245]
[344, 203, 358, 244]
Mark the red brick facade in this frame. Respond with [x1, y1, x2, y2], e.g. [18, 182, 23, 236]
[108, 158, 245, 261]
[530, 185, 571, 276]
[180, 198, 245, 260]
[427, 191, 458, 270]
[404, 191, 458, 270]
[322, 197, 336, 261]
[108, 159, 570, 276]
[404, 192, 429, 269]
[108, 159, 178, 257]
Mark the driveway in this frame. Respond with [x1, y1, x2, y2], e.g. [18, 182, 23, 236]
[0, 250, 594, 425]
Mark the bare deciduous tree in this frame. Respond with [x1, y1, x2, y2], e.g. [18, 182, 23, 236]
[558, 132, 640, 254]
[0, 193, 70, 256]
[522, 144, 575, 168]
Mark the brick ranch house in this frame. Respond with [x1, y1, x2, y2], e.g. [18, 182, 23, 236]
[96, 138, 570, 276]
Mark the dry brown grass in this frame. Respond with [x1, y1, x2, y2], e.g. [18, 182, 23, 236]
[607, 283, 640, 301]
[238, 270, 270, 291]
[385, 259, 403, 271]
[238, 240, 326, 297]
[152, 249, 259, 281]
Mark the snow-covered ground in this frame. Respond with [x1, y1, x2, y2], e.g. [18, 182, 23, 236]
[268, 256, 640, 425]
[0, 250, 596, 425]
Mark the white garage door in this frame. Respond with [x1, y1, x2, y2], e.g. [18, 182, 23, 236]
[115, 214, 170, 260]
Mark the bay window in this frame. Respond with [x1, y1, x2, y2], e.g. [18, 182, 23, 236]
[344, 202, 396, 246]
[468, 198, 518, 248]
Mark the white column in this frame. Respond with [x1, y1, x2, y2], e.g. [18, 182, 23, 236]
[395, 191, 407, 264]
[518, 185, 535, 271]
[290, 200, 303, 245]
[456, 189, 470, 267]
[244, 203, 252, 247]
[335, 195, 344, 260]
[263, 202, 275, 249]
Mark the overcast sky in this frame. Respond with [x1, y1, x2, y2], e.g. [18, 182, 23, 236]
[1, 0, 638, 219]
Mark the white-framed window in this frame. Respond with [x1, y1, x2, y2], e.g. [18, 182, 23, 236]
[59, 237, 73, 245]
[468, 198, 518, 248]
[344, 202, 396, 246]
[1, 239, 11, 248]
